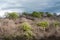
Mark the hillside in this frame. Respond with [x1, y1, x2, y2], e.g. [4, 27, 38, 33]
[0, 12, 60, 40]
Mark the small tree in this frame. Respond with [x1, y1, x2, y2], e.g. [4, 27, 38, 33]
[6, 12, 19, 20]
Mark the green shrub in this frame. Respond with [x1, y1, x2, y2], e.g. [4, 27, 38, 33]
[32, 11, 42, 18]
[45, 12, 52, 17]
[6, 12, 19, 20]
[21, 22, 32, 31]
[53, 21, 60, 27]
[21, 22, 33, 40]
[39, 12, 44, 16]
[37, 21, 48, 28]
[24, 31, 33, 40]
[22, 12, 28, 15]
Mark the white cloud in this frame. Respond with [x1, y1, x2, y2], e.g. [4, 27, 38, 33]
[0, 9, 23, 17]
[0, 0, 59, 17]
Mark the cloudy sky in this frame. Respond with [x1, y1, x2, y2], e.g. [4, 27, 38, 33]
[0, 0, 60, 17]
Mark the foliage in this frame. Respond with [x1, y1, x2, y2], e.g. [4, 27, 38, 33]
[21, 22, 32, 31]
[37, 21, 48, 28]
[32, 11, 42, 18]
[6, 12, 19, 19]
[24, 31, 33, 40]
[45, 12, 53, 17]
[22, 12, 28, 15]
[53, 21, 60, 27]
[39, 12, 44, 16]
[21, 22, 33, 40]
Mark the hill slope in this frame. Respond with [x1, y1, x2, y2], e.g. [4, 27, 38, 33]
[0, 15, 60, 40]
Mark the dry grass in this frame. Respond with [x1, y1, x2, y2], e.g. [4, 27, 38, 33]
[0, 16, 59, 40]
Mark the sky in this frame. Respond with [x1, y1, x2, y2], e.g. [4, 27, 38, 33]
[0, 0, 60, 17]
